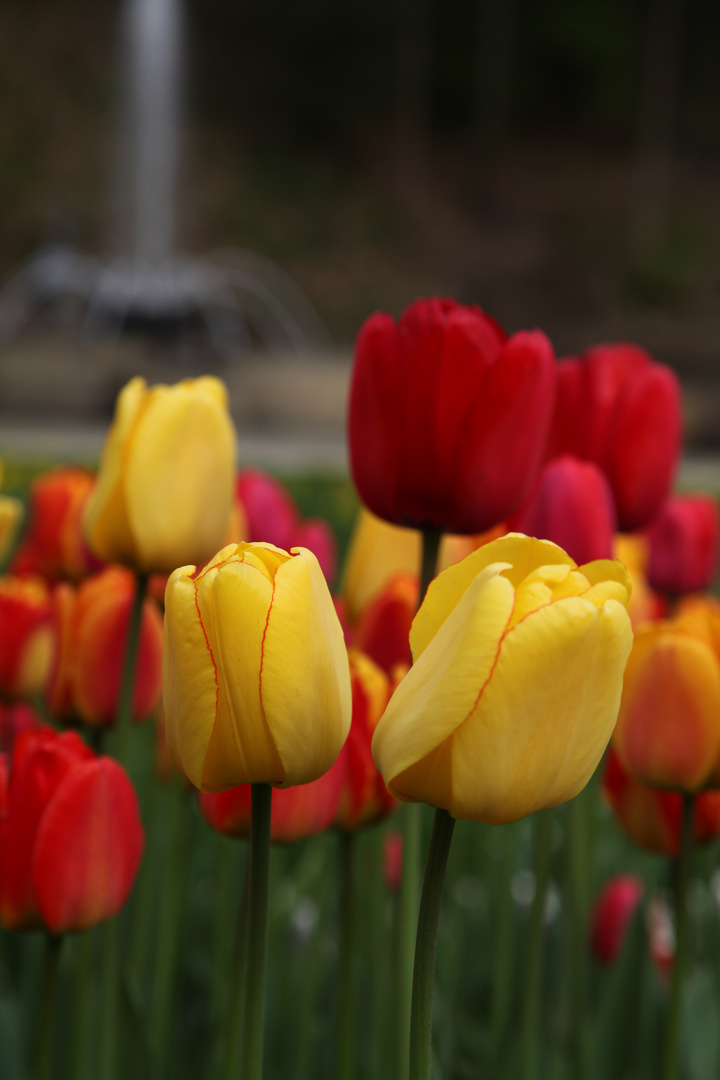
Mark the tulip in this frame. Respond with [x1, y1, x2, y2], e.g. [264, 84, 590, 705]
[291, 518, 338, 587]
[353, 573, 417, 676]
[0, 462, 23, 566]
[348, 298, 556, 534]
[645, 495, 719, 596]
[0, 725, 144, 932]
[0, 575, 55, 698]
[83, 375, 237, 574]
[199, 764, 345, 844]
[372, 534, 633, 823]
[11, 467, 101, 582]
[589, 874, 644, 964]
[613, 534, 665, 630]
[510, 454, 616, 565]
[613, 602, 720, 793]
[548, 343, 681, 531]
[333, 651, 397, 831]
[163, 542, 352, 792]
[47, 566, 163, 728]
[0, 701, 42, 756]
[235, 468, 298, 549]
[602, 747, 720, 856]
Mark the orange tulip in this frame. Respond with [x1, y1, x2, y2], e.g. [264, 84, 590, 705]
[0, 576, 55, 699]
[11, 468, 101, 582]
[47, 566, 163, 728]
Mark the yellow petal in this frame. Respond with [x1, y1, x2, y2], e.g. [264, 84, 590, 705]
[197, 552, 284, 791]
[390, 595, 632, 822]
[373, 571, 516, 787]
[342, 509, 421, 621]
[83, 376, 146, 564]
[261, 548, 352, 785]
[125, 381, 236, 573]
[163, 566, 218, 789]
[0, 496, 23, 563]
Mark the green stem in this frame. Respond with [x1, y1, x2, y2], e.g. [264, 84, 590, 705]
[221, 849, 251, 1080]
[70, 931, 94, 1080]
[490, 824, 519, 1057]
[213, 840, 244, 1028]
[338, 831, 357, 1080]
[566, 795, 590, 1079]
[409, 807, 456, 1080]
[35, 933, 63, 1080]
[397, 528, 442, 1078]
[99, 916, 119, 1080]
[111, 572, 148, 767]
[662, 793, 695, 1080]
[520, 809, 554, 1080]
[239, 783, 272, 1080]
[151, 787, 189, 1077]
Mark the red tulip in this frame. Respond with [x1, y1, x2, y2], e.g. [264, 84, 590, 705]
[352, 573, 417, 676]
[348, 298, 556, 533]
[590, 875, 644, 964]
[548, 343, 681, 531]
[235, 468, 298, 548]
[333, 651, 397, 831]
[291, 518, 338, 587]
[47, 567, 163, 728]
[602, 747, 720, 856]
[11, 468, 102, 582]
[0, 726, 144, 932]
[0, 575, 55, 699]
[510, 455, 615, 565]
[645, 495, 719, 595]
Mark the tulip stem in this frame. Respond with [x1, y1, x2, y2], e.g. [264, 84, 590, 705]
[70, 930, 94, 1080]
[35, 933, 62, 1080]
[338, 831, 357, 1080]
[99, 916, 120, 1080]
[420, 529, 442, 603]
[112, 572, 148, 766]
[662, 793, 695, 1080]
[409, 806, 455, 1080]
[222, 849, 251, 1080]
[239, 782, 272, 1080]
[520, 808, 554, 1080]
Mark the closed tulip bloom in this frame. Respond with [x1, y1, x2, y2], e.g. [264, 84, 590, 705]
[613, 604, 720, 792]
[590, 875, 644, 965]
[164, 542, 352, 792]
[236, 468, 298, 549]
[613, 534, 665, 630]
[349, 298, 556, 534]
[0, 726, 143, 932]
[645, 495, 719, 595]
[353, 573, 417, 675]
[47, 567, 163, 728]
[199, 763, 345, 844]
[83, 376, 236, 574]
[291, 518, 338, 587]
[510, 455, 616, 566]
[11, 468, 101, 582]
[0, 576, 55, 698]
[372, 534, 633, 823]
[602, 747, 720, 856]
[548, 344, 681, 531]
[333, 651, 397, 831]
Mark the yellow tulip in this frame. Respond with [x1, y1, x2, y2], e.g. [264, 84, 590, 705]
[0, 463, 23, 565]
[83, 376, 236, 574]
[163, 542, 352, 792]
[372, 533, 633, 823]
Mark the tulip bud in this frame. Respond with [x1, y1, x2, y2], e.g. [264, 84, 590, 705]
[510, 455, 615, 566]
[291, 518, 338, 587]
[645, 495, 719, 596]
[11, 468, 101, 582]
[0, 576, 55, 699]
[372, 534, 633, 823]
[235, 467, 298, 549]
[548, 343, 681, 531]
[613, 605, 720, 793]
[0, 726, 144, 932]
[353, 573, 417, 676]
[163, 542, 352, 792]
[83, 376, 237, 574]
[613, 534, 665, 630]
[590, 875, 644, 964]
[349, 298, 556, 534]
[602, 748, 720, 855]
[47, 566, 163, 728]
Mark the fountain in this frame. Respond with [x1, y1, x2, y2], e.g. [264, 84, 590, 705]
[0, 0, 329, 355]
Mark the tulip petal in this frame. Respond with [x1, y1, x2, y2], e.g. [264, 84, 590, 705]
[163, 568, 219, 790]
[373, 571, 516, 790]
[34, 758, 143, 932]
[261, 549, 352, 785]
[390, 595, 632, 823]
[124, 380, 236, 573]
[198, 553, 285, 790]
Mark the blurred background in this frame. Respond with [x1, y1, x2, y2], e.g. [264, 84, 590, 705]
[0, 0, 719, 457]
